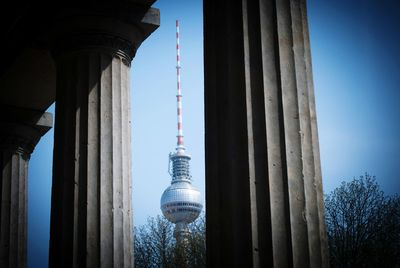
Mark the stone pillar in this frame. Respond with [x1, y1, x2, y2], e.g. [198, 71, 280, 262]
[203, 0, 329, 267]
[48, 5, 159, 268]
[0, 107, 52, 268]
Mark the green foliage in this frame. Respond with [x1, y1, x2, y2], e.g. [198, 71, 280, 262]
[325, 173, 400, 267]
[134, 213, 206, 268]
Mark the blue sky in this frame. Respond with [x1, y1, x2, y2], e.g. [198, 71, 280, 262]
[27, 0, 400, 266]
[308, 0, 400, 195]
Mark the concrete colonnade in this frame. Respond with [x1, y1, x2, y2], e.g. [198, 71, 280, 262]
[203, 0, 329, 267]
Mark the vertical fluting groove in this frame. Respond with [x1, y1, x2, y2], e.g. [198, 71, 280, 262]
[125, 64, 133, 268]
[10, 154, 17, 268]
[259, 0, 292, 266]
[249, 2, 273, 267]
[99, 53, 114, 268]
[18, 154, 27, 268]
[20, 155, 27, 267]
[111, 57, 118, 267]
[23, 156, 28, 267]
[129, 66, 133, 268]
[122, 60, 130, 268]
[61, 56, 76, 267]
[269, 2, 297, 265]
[242, 1, 259, 266]
[87, 52, 100, 268]
[123, 62, 129, 267]
[96, 55, 102, 268]
[73, 56, 81, 268]
[290, 0, 322, 266]
[16, 155, 23, 267]
[119, 59, 125, 268]
[24, 158, 28, 267]
[112, 57, 123, 268]
[121, 60, 126, 265]
[14, 156, 19, 268]
[275, 23, 295, 268]
[299, 0, 329, 266]
[276, 0, 310, 266]
[243, 0, 273, 266]
[66, 56, 76, 267]
[120, 61, 132, 268]
[9, 154, 18, 268]
[77, 55, 89, 267]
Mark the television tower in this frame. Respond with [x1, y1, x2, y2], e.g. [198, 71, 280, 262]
[160, 20, 203, 241]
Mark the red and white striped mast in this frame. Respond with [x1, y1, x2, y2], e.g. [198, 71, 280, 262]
[176, 19, 185, 153]
[161, 20, 202, 243]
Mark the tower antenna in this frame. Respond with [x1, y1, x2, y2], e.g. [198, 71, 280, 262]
[176, 19, 184, 151]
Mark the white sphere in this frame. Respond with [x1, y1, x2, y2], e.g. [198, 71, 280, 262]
[160, 181, 202, 224]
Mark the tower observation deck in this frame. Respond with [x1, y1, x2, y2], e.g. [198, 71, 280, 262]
[160, 20, 202, 241]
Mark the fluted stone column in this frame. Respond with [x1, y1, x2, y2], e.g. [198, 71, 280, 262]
[204, 0, 328, 267]
[48, 6, 159, 268]
[0, 107, 52, 268]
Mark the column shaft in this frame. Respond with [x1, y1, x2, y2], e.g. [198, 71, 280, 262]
[49, 53, 132, 268]
[48, 7, 159, 267]
[300, 0, 330, 264]
[204, 1, 253, 266]
[0, 109, 52, 268]
[0, 152, 28, 268]
[204, 0, 329, 267]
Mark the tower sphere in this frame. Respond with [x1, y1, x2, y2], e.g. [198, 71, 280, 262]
[160, 152, 202, 224]
[160, 181, 202, 223]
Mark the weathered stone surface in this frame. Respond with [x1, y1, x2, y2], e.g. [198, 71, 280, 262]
[0, 107, 52, 268]
[49, 53, 134, 268]
[203, 0, 328, 267]
[48, 7, 159, 267]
